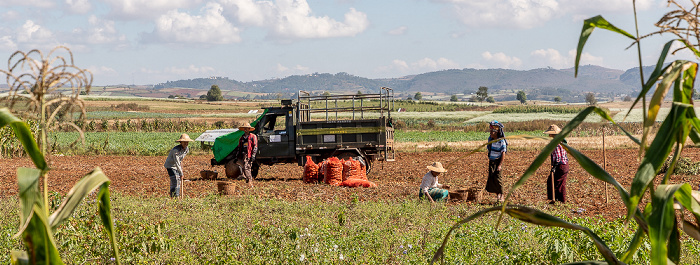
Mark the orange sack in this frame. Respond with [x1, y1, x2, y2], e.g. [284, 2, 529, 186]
[324, 157, 343, 186]
[339, 178, 377, 188]
[303, 156, 319, 183]
[342, 157, 367, 181]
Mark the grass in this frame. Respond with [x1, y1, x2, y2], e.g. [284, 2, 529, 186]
[3, 194, 697, 264]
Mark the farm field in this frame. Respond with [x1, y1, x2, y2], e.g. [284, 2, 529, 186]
[3, 149, 700, 219]
[2, 149, 700, 263]
[3, 98, 700, 263]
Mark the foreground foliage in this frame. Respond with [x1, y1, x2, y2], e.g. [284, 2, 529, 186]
[2, 195, 699, 264]
[434, 2, 700, 264]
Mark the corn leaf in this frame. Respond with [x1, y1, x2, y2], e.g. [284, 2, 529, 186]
[10, 250, 29, 265]
[620, 228, 646, 264]
[22, 205, 64, 265]
[626, 40, 676, 119]
[0, 108, 47, 170]
[507, 106, 631, 199]
[16, 167, 42, 235]
[627, 103, 690, 220]
[431, 206, 497, 264]
[49, 167, 110, 229]
[432, 206, 623, 264]
[575, 15, 635, 77]
[648, 184, 687, 265]
[646, 61, 692, 128]
[97, 182, 121, 264]
[681, 220, 700, 241]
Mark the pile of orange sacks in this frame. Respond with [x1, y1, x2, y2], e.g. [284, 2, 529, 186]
[303, 156, 376, 188]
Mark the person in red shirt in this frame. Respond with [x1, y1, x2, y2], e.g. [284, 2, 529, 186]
[544, 124, 569, 204]
[237, 123, 258, 184]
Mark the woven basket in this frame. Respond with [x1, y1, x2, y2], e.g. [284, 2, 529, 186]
[200, 170, 218, 180]
[467, 187, 483, 202]
[449, 189, 469, 202]
[217, 181, 236, 195]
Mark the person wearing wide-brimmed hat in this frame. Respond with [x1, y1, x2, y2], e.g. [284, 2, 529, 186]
[419, 162, 450, 202]
[544, 124, 569, 203]
[485, 120, 507, 203]
[236, 123, 258, 184]
[164, 133, 194, 197]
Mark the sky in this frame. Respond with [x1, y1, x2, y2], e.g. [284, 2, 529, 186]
[0, 0, 694, 86]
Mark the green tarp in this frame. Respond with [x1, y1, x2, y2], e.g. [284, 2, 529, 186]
[212, 109, 268, 163]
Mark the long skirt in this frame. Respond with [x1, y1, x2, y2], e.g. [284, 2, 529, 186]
[418, 188, 449, 202]
[547, 163, 569, 202]
[485, 159, 503, 194]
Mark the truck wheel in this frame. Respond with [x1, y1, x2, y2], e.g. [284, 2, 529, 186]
[252, 161, 260, 179]
[225, 160, 241, 179]
[337, 152, 359, 160]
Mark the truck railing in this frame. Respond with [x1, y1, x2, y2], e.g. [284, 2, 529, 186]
[297, 87, 393, 122]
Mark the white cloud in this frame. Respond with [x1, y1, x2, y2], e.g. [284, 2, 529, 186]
[88, 65, 118, 76]
[64, 0, 92, 14]
[103, 0, 204, 20]
[164, 64, 216, 75]
[16, 20, 55, 45]
[434, 0, 657, 29]
[0, 0, 54, 8]
[530, 48, 606, 69]
[481, 51, 522, 68]
[387, 26, 407, 36]
[0, 36, 18, 51]
[276, 63, 309, 75]
[1, 11, 21, 21]
[143, 2, 241, 44]
[71, 16, 128, 47]
[377, 57, 459, 75]
[221, 0, 369, 40]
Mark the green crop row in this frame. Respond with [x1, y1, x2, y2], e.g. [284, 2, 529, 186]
[48, 132, 204, 156]
[2, 195, 698, 264]
[492, 105, 597, 114]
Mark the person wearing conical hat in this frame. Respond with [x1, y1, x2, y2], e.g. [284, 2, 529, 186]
[485, 120, 507, 203]
[236, 123, 258, 184]
[544, 124, 569, 204]
[419, 162, 450, 202]
[164, 133, 194, 197]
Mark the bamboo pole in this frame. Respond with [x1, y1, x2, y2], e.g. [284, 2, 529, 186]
[603, 126, 608, 204]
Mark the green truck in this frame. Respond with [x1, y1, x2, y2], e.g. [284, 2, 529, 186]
[211, 87, 396, 179]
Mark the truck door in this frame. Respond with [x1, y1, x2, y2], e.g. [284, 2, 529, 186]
[257, 112, 294, 158]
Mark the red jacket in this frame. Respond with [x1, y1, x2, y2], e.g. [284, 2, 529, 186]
[238, 133, 258, 159]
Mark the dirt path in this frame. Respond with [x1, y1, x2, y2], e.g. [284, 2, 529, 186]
[2, 148, 699, 220]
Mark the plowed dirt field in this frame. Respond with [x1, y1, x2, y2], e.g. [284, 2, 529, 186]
[2, 148, 699, 220]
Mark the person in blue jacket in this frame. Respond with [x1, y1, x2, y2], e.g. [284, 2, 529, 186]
[485, 121, 507, 203]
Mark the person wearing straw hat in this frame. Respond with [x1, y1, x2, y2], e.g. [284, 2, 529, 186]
[544, 124, 569, 204]
[236, 123, 258, 184]
[485, 120, 507, 203]
[419, 162, 450, 202]
[164, 133, 194, 197]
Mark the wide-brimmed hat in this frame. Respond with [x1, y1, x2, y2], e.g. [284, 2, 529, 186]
[427, 162, 447, 173]
[544, 124, 562, 135]
[238, 123, 254, 131]
[176, 133, 194, 142]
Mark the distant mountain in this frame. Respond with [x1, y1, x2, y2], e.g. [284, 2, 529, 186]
[147, 65, 658, 102]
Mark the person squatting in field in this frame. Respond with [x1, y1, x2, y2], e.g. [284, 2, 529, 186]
[544, 124, 569, 203]
[485, 120, 507, 203]
[164, 133, 193, 197]
[237, 123, 258, 184]
[419, 162, 450, 202]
